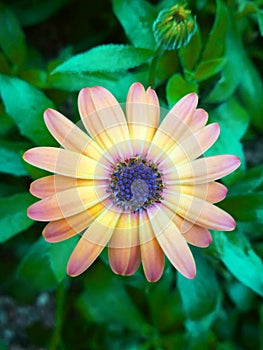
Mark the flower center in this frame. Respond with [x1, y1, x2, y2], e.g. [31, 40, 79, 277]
[108, 156, 164, 212]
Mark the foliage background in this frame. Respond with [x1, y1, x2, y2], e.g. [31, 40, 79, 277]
[0, 0, 263, 349]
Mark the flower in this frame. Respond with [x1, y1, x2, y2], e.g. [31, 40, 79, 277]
[23, 83, 240, 282]
[153, 2, 197, 50]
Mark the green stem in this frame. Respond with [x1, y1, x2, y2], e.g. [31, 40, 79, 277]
[148, 46, 164, 88]
[49, 279, 68, 350]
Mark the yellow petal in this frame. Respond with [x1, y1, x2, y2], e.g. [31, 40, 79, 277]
[139, 210, 164, 282]
[67, 207, 120, 276]
[30, 175, 95, 199]
[28, 185, 108, 221]
[126, 82, 160, 154]
[161, 123, 220, 166]
[108, 213, 141, 276]
[43, 202, 104, 242]
[147, 205, 196, 279]
[165, 155, 241, 185]
[44, 108, 107, 161]
[163, 192, 236, 231]
[173, 215, 212, 247]
[147, 93, 198, 161]
[78, 86, 132, 158]
[166, 181, 228, 203]
[23, 147, 110, 180]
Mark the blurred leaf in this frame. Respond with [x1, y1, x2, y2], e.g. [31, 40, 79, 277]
[226, 280, 255, 312]
[193, 58, 226, 82]
[238, 55, 263, 132]
[20, 68, 48, 89]
[77, 262, 146, 331]
[219, 192, 263, 223]
[113, 0, 157, 49]
[177, 251, 219, 320]
[147, 268, 185, 331]
[0, 3, 26, 67]
[258, 10, 263, 35]
[18, 237, 58, 290]
[0, 140, 29, 176]
[0, 74, 56, 146]
[219, 231, 263, 297]
[10, 0, 68, 27]
[48, 70, 119, 92]
[0, 104, 15, 135]
[206, 97, 249, 183]
[155, 50, 179, 87]
[201, 0, 228, 60]
[49, 235, 79, 283]
[0, 52, 11, 74]
[166, 73, 198, 108]
[0, 193, 35, 243]
[179, 29, 202, 71]
[205, 9, 242, 103]
[52, 44, 154, 74]
[229, 165, 263, 195]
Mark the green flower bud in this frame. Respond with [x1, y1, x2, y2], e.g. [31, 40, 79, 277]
[153, 2, 197, 50]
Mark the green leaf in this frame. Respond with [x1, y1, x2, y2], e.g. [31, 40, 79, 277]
[193, 58, 226, 82]
[76, 262, 146, 331]
[229, 165, 263, 195]
[9, 0, 68, 27]
[0, 193, 35, 243]
[0, 74, 56, 146]
[113, 0, 157, 49]
[177, 251, 219, 320]
[18, 237, 58, 290]
[48, 71, 119, 92]
[201, 0, 228, 60]
[166, 73, 198, 108]
[0, 140, 29, 176]
[179, 28, 202, 71]
[219, 192, 263, 223]
[52, 44, 154, 74]
[206, 97, 249, 184]
[49, 235, 79, 283]
[238, 56, 263, 132]
[0, 3, 26, 67]
[219, 231, 263, 297]
[147, 268, 185, 331]
[258, 10, 263, 35]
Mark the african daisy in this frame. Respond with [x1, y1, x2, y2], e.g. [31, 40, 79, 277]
[23, 82, 240, 282]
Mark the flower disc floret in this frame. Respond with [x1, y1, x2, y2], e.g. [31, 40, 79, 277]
[108, 156, 164, 212]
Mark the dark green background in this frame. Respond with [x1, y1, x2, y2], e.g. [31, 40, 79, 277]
[0, 0, 263, 349]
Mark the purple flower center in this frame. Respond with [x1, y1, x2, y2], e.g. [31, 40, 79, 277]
[108, 156, 164, 212]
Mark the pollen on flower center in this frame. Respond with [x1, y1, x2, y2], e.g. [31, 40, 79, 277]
[108, 156, 164, 212]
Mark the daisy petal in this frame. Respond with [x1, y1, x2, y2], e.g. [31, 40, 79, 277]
[161, 123, 220, 166]
[44, 108, 106, 161]
[23, 147, 110, 179]
[147, 205, 196, 279]
[126, 82, 160, 153]
[28, 185, 108, 221]
[108, 213, 141, 276]
[139, 210, 164, 282]
[30, 175, 92, 199]
[67, 208, 120, 276]
[163, 192, 236, 231]
[187, 108, 208, 133]
[166, 182, 228, 203]
[148, 93, 198, 161]
[43, 202, 104, 242]
[165, 155, 241, 184]
[173, 215, 212, 247]
[78, 86, 131, 158]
